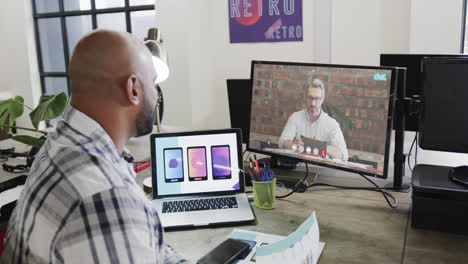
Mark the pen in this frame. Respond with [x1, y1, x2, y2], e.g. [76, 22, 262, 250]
[248, 167, 255, 181]
[133, 161, 151, 173]
[249, 167, 260, 181]
[254, 159, 259, 173]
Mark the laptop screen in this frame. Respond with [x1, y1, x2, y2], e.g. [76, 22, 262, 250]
[150, 129, 244, 197]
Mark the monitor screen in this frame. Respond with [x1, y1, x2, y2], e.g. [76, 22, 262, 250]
[248, 61, 397, 178]
[380, 54, 468, 131]
[419, 57, 468, 153]
[151, 130, 243, 197]
[227, 79, 252, 144]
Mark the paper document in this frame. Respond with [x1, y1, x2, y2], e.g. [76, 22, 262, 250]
[228, 211, 325, 264]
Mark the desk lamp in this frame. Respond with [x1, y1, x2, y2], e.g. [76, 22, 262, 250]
[144, 28, 169, 132]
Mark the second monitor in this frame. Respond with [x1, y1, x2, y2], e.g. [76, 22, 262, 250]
[227, 79, 252, 144]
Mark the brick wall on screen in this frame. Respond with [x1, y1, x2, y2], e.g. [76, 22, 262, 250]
[250, 64, 390, 155]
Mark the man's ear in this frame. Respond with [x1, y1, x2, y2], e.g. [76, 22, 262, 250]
[125, 74, 140, 105]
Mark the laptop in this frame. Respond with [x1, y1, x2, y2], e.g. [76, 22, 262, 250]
[150, 129, 255, 229]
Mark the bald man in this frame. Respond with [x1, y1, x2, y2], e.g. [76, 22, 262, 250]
[1, 30, 189, 263]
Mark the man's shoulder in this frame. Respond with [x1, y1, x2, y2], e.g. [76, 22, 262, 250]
[36, 138, 129, 198]
[320, 111, 340, 127]
[78, 185, 153, 212]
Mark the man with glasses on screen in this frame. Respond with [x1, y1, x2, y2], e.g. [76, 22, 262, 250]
[278, 78, 349, 161]
[1, 30, 188, 263]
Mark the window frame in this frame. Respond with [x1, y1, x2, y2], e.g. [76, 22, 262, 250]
[31, 0, 155, 95]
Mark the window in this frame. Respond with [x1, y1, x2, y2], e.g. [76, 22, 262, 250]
[32, 0, 156, 96]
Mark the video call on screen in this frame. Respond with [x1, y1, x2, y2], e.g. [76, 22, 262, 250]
[248, 62, 393, 177]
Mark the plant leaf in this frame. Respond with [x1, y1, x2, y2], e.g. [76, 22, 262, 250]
[11, 135, 46, 147]
[29, 92, 68, 129]
[322, 103, 354, 133]
[0, 96, 25, 134]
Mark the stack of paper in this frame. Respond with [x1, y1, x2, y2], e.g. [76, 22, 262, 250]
[228, 211, 325, 264]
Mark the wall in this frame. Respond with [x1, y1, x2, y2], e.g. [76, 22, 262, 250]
[158, 0, 315, 129]
[409, 0, 464, 53]
[156, 1, 194, 128]
[0, 0, 41, 127]
[331, 0, 410, 66]
[158, 0, 414, 129]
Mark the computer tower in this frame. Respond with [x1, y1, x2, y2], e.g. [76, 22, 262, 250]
[412, 164, 468, 235]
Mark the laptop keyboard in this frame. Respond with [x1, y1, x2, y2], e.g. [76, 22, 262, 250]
[162, 197, 238, 213]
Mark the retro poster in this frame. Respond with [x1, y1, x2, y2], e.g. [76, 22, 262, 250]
[229, 0, 303, 43]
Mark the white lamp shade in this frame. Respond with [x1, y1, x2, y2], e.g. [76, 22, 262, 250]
[144, 28, 169, 84]
[152, 56, 169, 84]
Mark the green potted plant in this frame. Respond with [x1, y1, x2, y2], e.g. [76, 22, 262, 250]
[0, 92, 69, 147]
[322, 102, 354, 133]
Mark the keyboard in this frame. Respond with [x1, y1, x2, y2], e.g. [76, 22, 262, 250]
[162, 197, 238, 213]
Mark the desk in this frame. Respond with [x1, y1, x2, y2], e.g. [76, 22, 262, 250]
[1, 136, 468, 263]
[165, 189, 409, 263]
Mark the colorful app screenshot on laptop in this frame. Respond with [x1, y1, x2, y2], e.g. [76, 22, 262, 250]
[154, 133, 241, 196]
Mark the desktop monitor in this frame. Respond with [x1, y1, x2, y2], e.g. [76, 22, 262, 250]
[419, 57, 468, 153]
[227, 79, 252, 144]
[248, 60, 397, 179]
[380, 54, 468, 131]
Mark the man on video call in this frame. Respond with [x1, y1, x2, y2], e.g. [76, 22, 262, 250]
[278, 78, 349, 161]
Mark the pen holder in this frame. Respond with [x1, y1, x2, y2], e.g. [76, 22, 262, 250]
[252, 178, 276, 209]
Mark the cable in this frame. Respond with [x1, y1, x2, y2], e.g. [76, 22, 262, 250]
[407, 132, 417, 173]
[2, 163, 28, 173]
[303, 163, 309, 182]
[305, 183, 403, 191]
[305, 182, 398, 208]
[415, 132, 419, 166]
[275, 187, 296, 198]
[274, 164, 398, 208]
[275, 163, 309, 198]
[305, 176, 398, 209]
[357, 173, 398, 208]
[400, 206, 412, 263]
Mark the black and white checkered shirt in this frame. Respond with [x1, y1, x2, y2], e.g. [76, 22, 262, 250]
[1, 106, 189, 263]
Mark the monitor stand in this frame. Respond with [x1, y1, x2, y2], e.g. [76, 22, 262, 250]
[390, 69, 417, 193]
[448, 166, 468, 188]
[384, 176, 411, 192]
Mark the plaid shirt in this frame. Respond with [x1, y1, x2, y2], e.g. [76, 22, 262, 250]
[1, 106, 189, 263]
